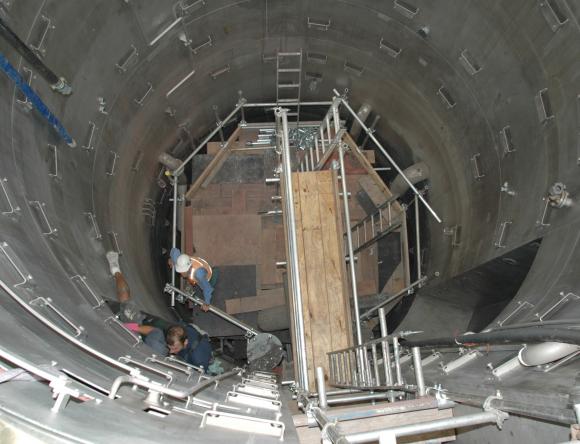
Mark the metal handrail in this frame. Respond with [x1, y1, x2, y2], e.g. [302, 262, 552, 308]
[164, 284, 259, 338]
[0, 278, 139, 376]
[108, 368, 241, 400]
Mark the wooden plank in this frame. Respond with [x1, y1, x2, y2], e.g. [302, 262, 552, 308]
[183, 205, 194, 255]
[356, 247, 378, 297]
[191, 214, 261, 265]
[299, 172, 331, 387]
[363, 149, 375, 164]
[260, 225, 284, 287]
[185, 126, 242, 200]
[225, 288, 285, 314]
[317, 170, 352, 352]
[291, 172, 316, 387]
[342, 133, 403, 212]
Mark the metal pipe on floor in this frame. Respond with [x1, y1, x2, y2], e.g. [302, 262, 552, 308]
[411, 347, 426, 397]
[346, 410, 509, 443]
[316, 367, 328, 408]
[316, 398, 456, 422]
[333, 89, 441, 223]
[276, 107, 309, 391]
[326, 392, 391, 405]
[338, 143, 363, 346]
[0, 17, 71, 95]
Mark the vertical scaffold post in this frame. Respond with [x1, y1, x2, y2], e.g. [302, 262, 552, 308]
[338, 143, 363, 345]
[412, 347, 426, 397]
[276, 107, 309, 391]
[170, 178, 178, 306]
[316, 367, 328, 408]
[379, 308, 395, 402]
[415, 194, 421, 282]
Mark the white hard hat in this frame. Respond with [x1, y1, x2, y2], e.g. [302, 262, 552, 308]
[175, 254, 192, 273]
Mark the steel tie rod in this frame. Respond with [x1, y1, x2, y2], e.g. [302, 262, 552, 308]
[332, 89, 442, 223]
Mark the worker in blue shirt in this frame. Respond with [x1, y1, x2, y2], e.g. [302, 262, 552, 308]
[169, 247, 216, 311]
[165, 324, 212, 371]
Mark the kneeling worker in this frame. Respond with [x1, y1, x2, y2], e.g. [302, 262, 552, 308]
[169, 248, 215, 312]
[165, 324, 212, 371]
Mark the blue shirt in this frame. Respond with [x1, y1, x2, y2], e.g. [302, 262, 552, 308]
[177, 324, 212, 371]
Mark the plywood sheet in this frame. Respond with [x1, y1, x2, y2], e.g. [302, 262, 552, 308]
[225, 288, 285, 314]
[191, 214, 261, 265]
[286, 170, 352, 391]
[260, 223, 285, 287]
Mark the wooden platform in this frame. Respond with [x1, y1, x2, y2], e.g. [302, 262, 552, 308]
[286, 170, 352, 391]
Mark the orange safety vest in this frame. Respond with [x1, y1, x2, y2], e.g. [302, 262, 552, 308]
[184, 257, 212, 286]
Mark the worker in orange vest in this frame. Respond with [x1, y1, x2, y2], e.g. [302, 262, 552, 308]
[170, 248, 214, 312]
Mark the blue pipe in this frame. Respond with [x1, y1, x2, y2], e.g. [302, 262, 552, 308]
[0, 52, 76, 147]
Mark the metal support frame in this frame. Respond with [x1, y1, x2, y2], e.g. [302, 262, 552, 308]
[333, 89, 441, 223]
[275, 107, 309, 390]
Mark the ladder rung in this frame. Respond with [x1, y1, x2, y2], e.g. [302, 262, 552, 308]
[286, 112, 298, 116]
[278, 99, 299, 103]
[278, 68, 301, 73]
[278, 52, 302, 57]
[278, 84, 300, 88]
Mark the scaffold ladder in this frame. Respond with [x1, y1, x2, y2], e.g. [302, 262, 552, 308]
[276, 50, 303, 124]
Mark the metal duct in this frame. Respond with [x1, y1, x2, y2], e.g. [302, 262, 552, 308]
[518, 342, 580, 367]
[158, 152, 183, 171]
[390, 161, 430, 198]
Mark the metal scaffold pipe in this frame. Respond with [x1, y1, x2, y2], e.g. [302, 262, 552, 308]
[276, 107, 309, 390]
[170, 180, 178, 306]
[333, 89, 442, 223]
[411, 347, 426, 397]
[172, 98, 246, 177]
[165, 284, 258, 337]
[338, 143, 363, 346]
